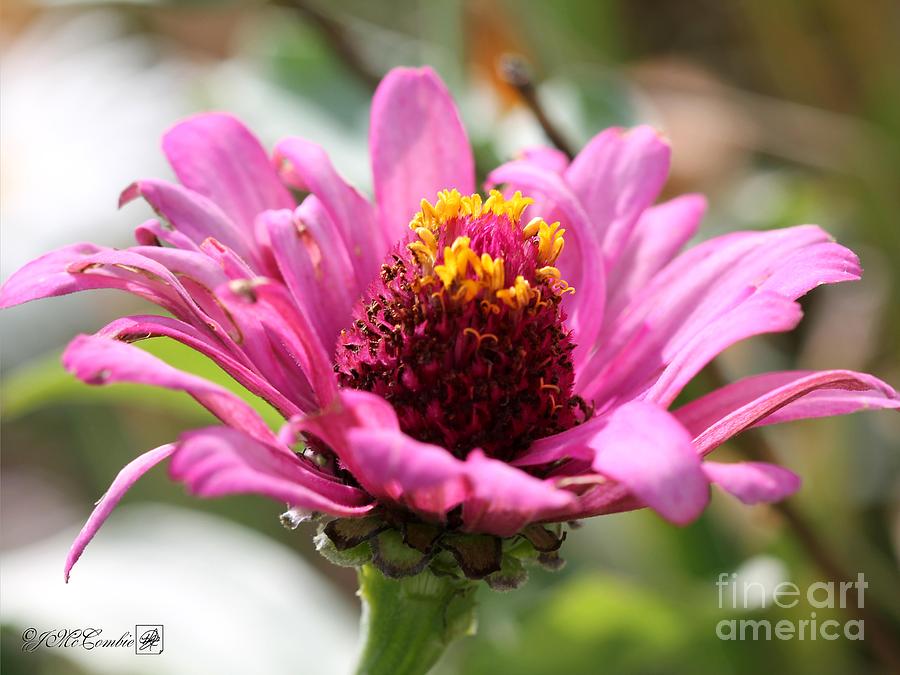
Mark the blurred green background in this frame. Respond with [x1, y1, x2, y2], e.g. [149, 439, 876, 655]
[1, 1, 898, 674]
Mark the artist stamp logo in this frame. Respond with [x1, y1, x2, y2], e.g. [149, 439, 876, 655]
[715, 571, 867, 641]
[135, 625, 164, 655]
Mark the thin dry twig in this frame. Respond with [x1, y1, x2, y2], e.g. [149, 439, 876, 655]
[276, 0, 381, 92]
[497, 53, 576, 160]
[705, 362, 900, 672]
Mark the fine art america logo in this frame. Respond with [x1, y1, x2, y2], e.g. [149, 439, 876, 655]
[716, 571, 867, 641]
[21, 625, 164, 655]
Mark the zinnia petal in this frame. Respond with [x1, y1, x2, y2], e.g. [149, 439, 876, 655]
[64, 444, 175, 582]
[370, 67, 475, 242]
[604, 193, 706, 323]
[518, 146, 570, 175]
[461, 450, 574, 537]
[170, 426, 372, 514]
[643, 291, 803, 407]
[217, 279, 338, 408]
[275, 137, 384, 284]
[0, 244, 239, 348]
[564, 125, 671, 266]
[703, 461, 801, 504]
[675, 369, 900, 455]
[62, 334, 278, 445]
[344, 427, 469, 517]
[120, 179, 263, 271]
[97, 315, 302, 418]
[162, 112, 294, 233]
[579, 225, 861, 403]
[589, 401, 709, 524]
[134, 218, 202, 252]
[262, 204, 358, 353]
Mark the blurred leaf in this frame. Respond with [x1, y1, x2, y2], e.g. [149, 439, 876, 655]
[1, 338, 283, 429]
[460, 572, 694, 675]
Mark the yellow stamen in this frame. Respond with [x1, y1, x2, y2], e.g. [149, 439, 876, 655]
[410, 189, 534, 233]
[406, 189, 574, 307]
[540, 378, 561, 394]
[526, 219, 566, 266]
[463, 327, 499, 348]
[535, 266, 562, 280]
[496, 276, 532, 309]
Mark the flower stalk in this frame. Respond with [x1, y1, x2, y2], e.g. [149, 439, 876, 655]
[354, 565, 478, 675]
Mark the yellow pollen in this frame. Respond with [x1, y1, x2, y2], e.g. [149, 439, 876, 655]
[536, 266, 562, 280]
[407, 189, 573, 309]
[496, 275, 532, 309]
[410, 188, 534, 235]
[524, 217, 566, 266]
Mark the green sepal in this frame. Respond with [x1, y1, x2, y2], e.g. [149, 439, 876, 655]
[427, 549, 467, 579]
[324, 516, 387, 550]
[314, 530, 373, 567]
[486, 554, 529, 591]
[503, 535, 540, 560]
[521, 523, 565, 552]
[371, 528, 432, 578]
[536, 550, 567, 571]
[441, 533, 502, 579]
[401, 521, 443, 554]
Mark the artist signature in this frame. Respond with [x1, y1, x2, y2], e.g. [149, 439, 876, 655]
[21, 625, 164, 655]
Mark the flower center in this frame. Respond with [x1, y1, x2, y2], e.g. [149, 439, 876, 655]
[334, 190, 587, 460]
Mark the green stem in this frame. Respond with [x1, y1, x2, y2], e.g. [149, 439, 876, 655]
[354, 565, 478, 675]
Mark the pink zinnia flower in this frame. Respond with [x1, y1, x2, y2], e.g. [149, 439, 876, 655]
[3, 67, 896, 582]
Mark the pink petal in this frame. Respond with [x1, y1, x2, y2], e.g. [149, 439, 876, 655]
[170, 426, 372, 514]
[187, 275, 320, 412]
[62, 335, 278, 446]
[83, 247, 228, 335]
[217, 279, 338, 408]
[199, 237, 258, 281]
[644, 292, 803, 407]
[511, 417, 603, 468]
[134, 218, 202, 252]
[263, 203, 358, 354]
[461, 450, 574, 536]
[486, 160, 607, 370]
[703, 461, 801, 504]
[298, 390, 573, 531]
[295, 390, 463, 510]
[0, 243, 109, 308]
[130, 245, 229, 290]
[0, 245, 235, 348]
[370, 67, 475, 243]
[604, 193, 705, 323]
[579, 226, 861, 403]
[674, 370, 900, 455]
[97, 315, 302, 418]
[565, 126, 671, 266]
[343, 427, 469, 517]
[589, 401, 709, 524]
[65, 444, 175, 581]
[162, 113, 294, 233]
[518, 146, 570, 174]
[120, 179, 264, 272]
[275, 137, 384, 284]
[287, 387, 402, 459]
[0, 244, 188, 311]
